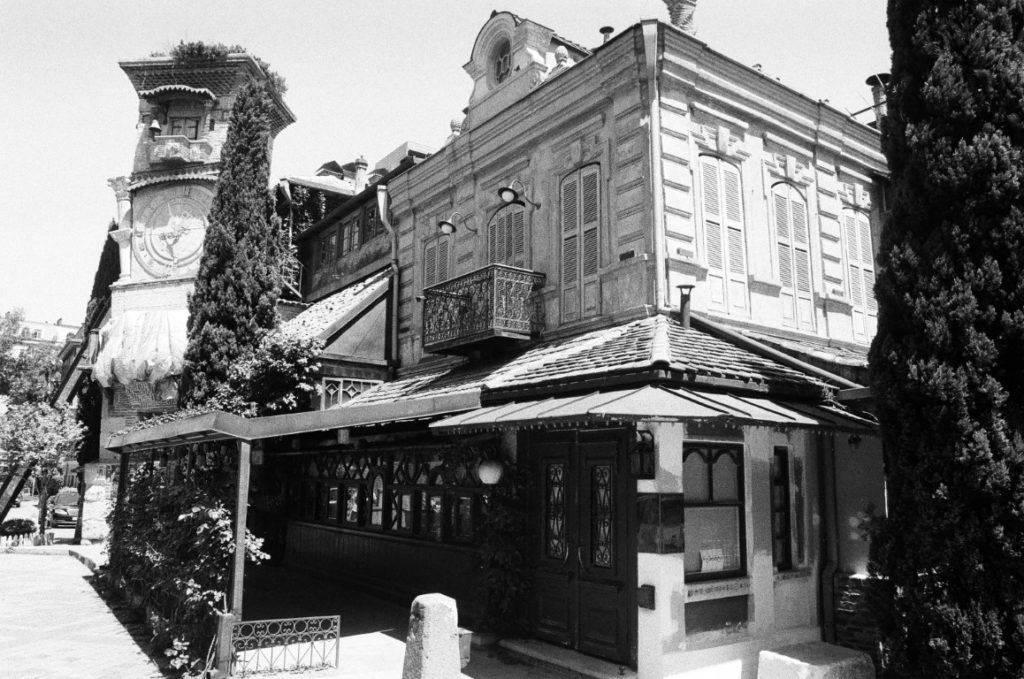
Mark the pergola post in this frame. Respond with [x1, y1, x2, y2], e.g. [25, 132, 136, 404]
[230, 440, 252, 617]
[115, 453, 130, 510]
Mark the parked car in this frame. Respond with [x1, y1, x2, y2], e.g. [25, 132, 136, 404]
[47, 488, 80, 528]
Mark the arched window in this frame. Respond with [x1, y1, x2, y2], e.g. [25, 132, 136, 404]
[698, 156, 747, 315]
[842, 209, 877, 338]
[560, 164, 601, 322]
[488, 203, 527, 267]
[422, 234, 452, 288]
[772, 183, 814, 330]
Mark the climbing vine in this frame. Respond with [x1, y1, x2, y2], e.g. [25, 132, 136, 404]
[107, 444, 267, 675]
[476, 458, 530, 635]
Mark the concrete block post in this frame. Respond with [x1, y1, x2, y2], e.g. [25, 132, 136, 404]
[402, 593, 461, 679]
[215, 611, 237, 677]
[759, 642, 875, 679]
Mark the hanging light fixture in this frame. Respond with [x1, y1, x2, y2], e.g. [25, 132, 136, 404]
[497, 178, 541, 208]
[437, 211, 478, 236]
[477, 457, 505, 485]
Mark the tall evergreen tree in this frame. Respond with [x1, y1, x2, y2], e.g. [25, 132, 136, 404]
[180, 79, 283, 406]
[869, 2, 1024, 677]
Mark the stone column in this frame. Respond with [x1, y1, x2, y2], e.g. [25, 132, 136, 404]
[108, 176, 132, 228]
[108, 176, 134, 281]
[109, 228, 133, 282]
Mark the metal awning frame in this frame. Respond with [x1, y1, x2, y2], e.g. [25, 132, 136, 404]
[429, 385, 876, 435]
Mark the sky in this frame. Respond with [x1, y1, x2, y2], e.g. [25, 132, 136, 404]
[0, 0, 890, 327]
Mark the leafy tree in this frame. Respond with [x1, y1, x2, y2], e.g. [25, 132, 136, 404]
[0, 310, 61, 404]
[0, 401, 83, 528]
[180, 79, 285, 407]
[868, 2, 1024, 677]
[208, 333, 322, 417]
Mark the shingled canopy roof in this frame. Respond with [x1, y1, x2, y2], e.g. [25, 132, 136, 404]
[278, 269, 390, 343]
[347, 314, 826, 408]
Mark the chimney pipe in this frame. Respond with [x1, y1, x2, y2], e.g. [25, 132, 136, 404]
[865, 73, 890, 125]
[600, 26, 614, 43]
[677, 284, 695, 328]
[664, 0, 697, 34]
[353, 155, 369, 194]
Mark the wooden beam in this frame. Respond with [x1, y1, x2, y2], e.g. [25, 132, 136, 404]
[230, 441, 252, 617]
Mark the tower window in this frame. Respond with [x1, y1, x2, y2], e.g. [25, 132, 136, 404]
[491, 38, 511, 85]
[169, 117, 200, 140]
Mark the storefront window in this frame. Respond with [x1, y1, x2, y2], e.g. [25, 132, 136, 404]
[683, 444, 745, 579]
[286, 448, 489, 546]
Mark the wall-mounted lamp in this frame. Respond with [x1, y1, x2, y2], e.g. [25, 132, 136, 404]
[497, 179, 541, 209]
[148, 117, 162, 140]
[438, 211, 478, 236]
[630, 429, 656, 479]
[477, 458, 505, 485]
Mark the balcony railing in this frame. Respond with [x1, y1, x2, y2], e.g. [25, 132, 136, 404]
[149, 135, 212, 165]
[422, 264, 545, 354]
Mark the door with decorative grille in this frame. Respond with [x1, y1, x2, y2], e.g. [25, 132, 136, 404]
[529, 429, 634, 666]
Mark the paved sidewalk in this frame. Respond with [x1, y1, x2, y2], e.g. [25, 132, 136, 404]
[0, 553, 164, 679]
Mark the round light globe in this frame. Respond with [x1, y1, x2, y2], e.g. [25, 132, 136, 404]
[477, 459, 504, 485]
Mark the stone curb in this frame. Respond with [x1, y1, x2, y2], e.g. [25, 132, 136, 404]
[2, 546, 70, 556]
[69, 547, 102, 573]
[2, 546, 105, 574]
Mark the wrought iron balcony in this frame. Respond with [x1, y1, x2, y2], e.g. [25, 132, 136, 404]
[149, 135, 213, 165]
[422, 264, 545, 354]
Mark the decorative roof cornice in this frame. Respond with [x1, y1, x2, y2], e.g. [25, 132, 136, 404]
[129, 164, 221, 191]
[138, 84, 217, 101]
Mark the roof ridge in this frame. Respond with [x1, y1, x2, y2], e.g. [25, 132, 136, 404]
[650, 315, 673, 367]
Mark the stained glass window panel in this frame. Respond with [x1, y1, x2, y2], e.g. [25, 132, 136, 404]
[591, 464, 613, 568]
[545, 463, 567, 560]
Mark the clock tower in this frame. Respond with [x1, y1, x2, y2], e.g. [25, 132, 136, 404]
[95, 51, 294, 429]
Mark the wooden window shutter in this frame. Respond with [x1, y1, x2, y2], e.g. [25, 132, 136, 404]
[436, 237, 450, 282]
[580, 165, 600, 317]
[721, 161, 747, 312]
[774, 190, 793, 290]
[488, 213, 498, 264]
[561, 173, 580, 321]
[424, 241, 438, 288]
[492, 209, 506, 264]
[701, 158, 724, 272]
[791, 193, 814, 329]
[512, 206, 525, 267]
[505, 209, 515, 267]
[844, 210, 867, 323]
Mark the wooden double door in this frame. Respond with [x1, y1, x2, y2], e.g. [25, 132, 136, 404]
[529, 429, 636, 666]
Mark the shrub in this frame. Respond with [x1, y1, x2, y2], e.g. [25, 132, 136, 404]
[1, 518, 36, 536]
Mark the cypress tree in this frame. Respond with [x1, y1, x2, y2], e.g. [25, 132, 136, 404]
[869, 2, 1024, 676]
[180, 79, 283, 406]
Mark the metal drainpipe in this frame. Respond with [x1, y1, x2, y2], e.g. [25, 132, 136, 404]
[818, 431, 839, 642]
[642, 21, 668, 311]
[377, 184, 400, 378]
[689, 313, 863, 389]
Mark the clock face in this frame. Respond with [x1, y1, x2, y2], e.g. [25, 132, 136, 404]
[133, 185, 211, 278]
